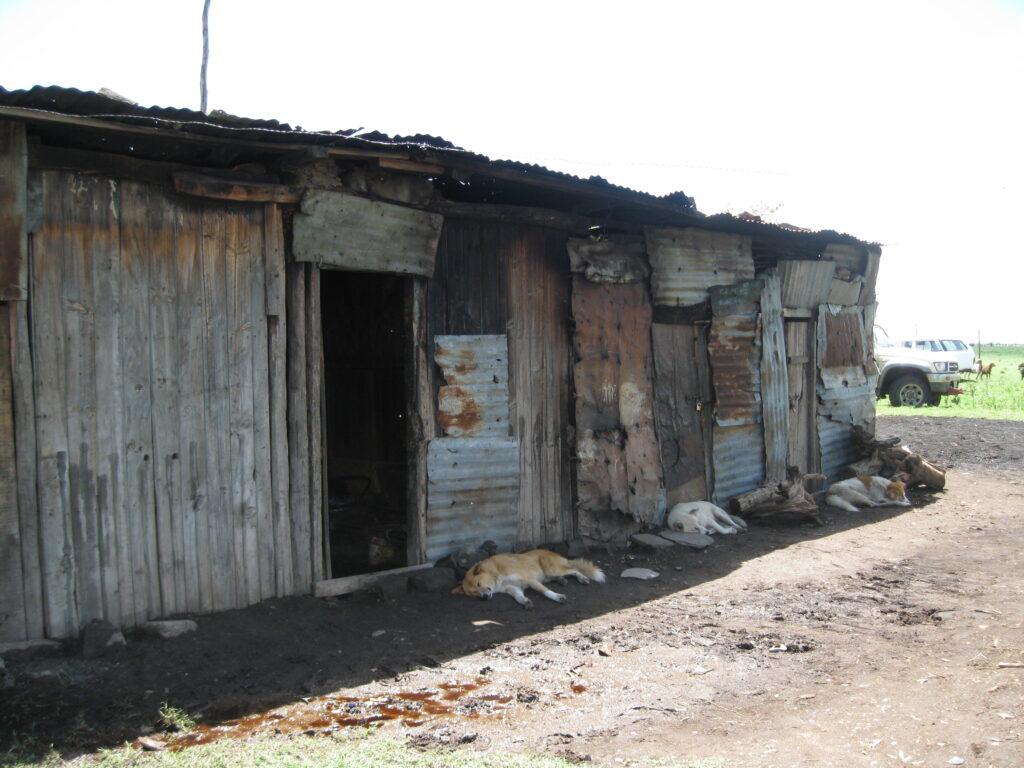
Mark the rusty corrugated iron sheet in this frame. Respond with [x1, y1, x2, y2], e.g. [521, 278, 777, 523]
[777, 260, 835, 309]
[709, 313, 762, 428]
[425, 437, 520, 562]
[712, 422, 766, 506]
[646, 227, 755, 307]
[435, 335, 509, 438]
[821, 309, 868, 368]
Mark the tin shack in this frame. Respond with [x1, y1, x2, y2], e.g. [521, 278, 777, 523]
[0, 86, 879, 641]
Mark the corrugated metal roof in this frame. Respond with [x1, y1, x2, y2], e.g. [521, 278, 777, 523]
[0, 85, 878, 247]
[425, 437, 520, 562]
[712, 422, 766, 505]
[646, 227, 755, 307]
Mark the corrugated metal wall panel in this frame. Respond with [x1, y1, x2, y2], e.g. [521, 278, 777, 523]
[712, 423, 766, 505]
[646, 227, 754, 307]
[777, 260, 835, 309]
[435, 334, 510, 438]
[818, 416, 860, 482]
[709, 314, 762, 427]
[425, 437, 520, 562]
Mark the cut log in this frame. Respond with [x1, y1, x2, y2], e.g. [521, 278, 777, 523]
[903, 454, 946, 490]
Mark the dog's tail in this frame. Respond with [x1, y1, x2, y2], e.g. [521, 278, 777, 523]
[569, 558, 606, 583]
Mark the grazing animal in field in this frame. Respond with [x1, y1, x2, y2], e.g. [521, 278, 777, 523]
[667, 501, 748, 535]
[979, 362, 996, 379]
[451, 550, 605, 609]
[1018, 362, 1024, 380]
[825, 476, 911, 513]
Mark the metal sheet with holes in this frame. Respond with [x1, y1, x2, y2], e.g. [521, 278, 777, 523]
[425, 437, 520, 562]
[646, 227, 754, 307]
[435, 335, 510, 438]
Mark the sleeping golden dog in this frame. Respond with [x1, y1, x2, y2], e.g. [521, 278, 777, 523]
[452, 549, 605, 609]
[825, 475, 911, 512]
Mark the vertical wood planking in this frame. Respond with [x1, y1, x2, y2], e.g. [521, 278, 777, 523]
[0, 121, 28, 300]
[174, 197, 210, 613]
[224, 206, 259, 606]
[249, 205, 274, 600]
[119, 180, 160, 622]
[0, 302, 26, 640]
[406, 278, 432, 565]
[264, 206, 291, 596]
[286, 262, 310, 591]
[83, 177, 124, 626]
[199, 205, 236, 611]
[11, 298, 43, 639]
[31, 171, 78, 637]
[306, 266, 325, 583]
[508, 227, 572, 546]
[143, 183, 185, 617]
[759, 275, 788, 483]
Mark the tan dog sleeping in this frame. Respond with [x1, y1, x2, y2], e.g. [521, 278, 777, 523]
[825, 475, 911, 512]
[452, 549, 605, 609]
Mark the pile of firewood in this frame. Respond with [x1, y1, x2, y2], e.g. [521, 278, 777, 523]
[846, 426, 946, 491]
[728, 426, 946, 524]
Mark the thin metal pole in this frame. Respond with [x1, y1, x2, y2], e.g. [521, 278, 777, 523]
[200, 0, 211, 113]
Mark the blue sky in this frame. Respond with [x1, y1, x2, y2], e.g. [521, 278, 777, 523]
[2, 0, 1022, 341]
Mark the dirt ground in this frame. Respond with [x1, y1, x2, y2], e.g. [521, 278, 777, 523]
[2, 414, 1023, 767]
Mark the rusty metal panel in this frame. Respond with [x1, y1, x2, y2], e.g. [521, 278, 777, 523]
[708, 312, 762, 428]
[777, 260, 834, 309]
[818, 416, 860, 482]
[646, 227, 754, 307]
[820, 308, 867, 368]
[759, 275, 788, 483]
[425, 437, 520, 562]
[435, 334, 509, 437]
[712, 422, 766, 506]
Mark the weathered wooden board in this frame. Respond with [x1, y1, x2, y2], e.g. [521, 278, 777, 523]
[785, 319, 819, 476]
[293, 189, 442, 277]
[572, 278, 662, 535]
[508, 227, 573, 547]
[286, 262, 311, 592]
[759, 275, 788, 483]
[646, 227, 754, 307]
[0, 303, 25, 640]
[0, 121, 27, 300]
[307, 266, 326, 584]
[652, 322, 708, 506]
[405, 279, 433, 566]
[10, 299, 43, 640]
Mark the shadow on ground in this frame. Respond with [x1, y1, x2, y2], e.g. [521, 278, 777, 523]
[0, 486, 942, 760]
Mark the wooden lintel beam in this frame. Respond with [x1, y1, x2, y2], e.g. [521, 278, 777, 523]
[378, 156, 446, 175]
[172, 172, 300, 204]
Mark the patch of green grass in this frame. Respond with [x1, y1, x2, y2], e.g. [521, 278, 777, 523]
[877, 344, 1024, 420]
[3, 732, 592, 768]
[156, 703, 195, 733]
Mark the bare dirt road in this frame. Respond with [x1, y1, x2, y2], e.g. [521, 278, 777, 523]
[3, 414, 1023, 767]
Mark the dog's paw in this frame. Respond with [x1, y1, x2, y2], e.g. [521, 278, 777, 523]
[722, 527, 737, 534]
[548, 591, 567, 603]
[522, 598, 534, 609]
[577, 575, 590, 585]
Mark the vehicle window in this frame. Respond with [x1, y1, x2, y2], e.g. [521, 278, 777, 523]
[914, 341, 928, 350]
[941, 340, 956, 351]
[952, 340, 967, 351]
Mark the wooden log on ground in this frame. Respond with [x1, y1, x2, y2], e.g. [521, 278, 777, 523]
[903, 454, 946, 490]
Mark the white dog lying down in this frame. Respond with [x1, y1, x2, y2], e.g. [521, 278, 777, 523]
[667, 501, 748, 535]
[825, 475, 911, 512]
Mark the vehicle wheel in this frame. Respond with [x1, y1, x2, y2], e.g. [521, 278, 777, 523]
[888, 374, 929, 407]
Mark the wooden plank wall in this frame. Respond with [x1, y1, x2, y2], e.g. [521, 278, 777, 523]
[5, 170, 300, 640]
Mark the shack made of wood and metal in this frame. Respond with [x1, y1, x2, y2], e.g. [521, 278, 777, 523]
[0, 86, 880, 641]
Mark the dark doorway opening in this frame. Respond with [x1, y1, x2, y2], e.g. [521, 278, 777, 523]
[321, 271, 409, 578]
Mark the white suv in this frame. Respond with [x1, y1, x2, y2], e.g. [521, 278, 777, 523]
[896, 338, 975, 373]
[874, 326, 962, 407]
